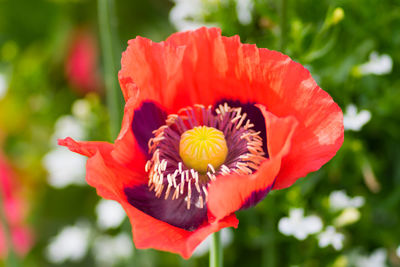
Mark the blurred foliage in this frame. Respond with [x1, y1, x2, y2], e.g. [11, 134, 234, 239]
[0, 0, 399, 266]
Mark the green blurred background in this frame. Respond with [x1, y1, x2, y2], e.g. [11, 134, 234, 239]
[0, 0, 399, 266]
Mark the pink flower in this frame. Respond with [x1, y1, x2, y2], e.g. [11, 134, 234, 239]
[65, 29, 102, 94]
[0, 153, 33, 258]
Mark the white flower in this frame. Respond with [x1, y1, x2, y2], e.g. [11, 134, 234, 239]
[43, 147, 86, 188]
[329, 190, 365, 211]
[343, 104, 371, 131]
[359, 52, 393, 75]
[236, 0, 253, 25]
[193, 228, 233, 257]
[396, 245, 400, 258]
[93, 233, 133, 266]
[334, 207, 361, 227]
[51, 115, 86, 146]
[46, 221, 91, 264]
[44, 114, 87, 188]
[355, 249, 387, 267]
[72, 99, 91, 121]
[0, 73, 7, 100]
[278, 208, 323, 240]
[96, 199, 126, 230]
[169, 0, 218, 31]
[318, 226, 344, 251]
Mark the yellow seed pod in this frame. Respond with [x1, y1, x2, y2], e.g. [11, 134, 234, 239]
[179, 126, 228, 173]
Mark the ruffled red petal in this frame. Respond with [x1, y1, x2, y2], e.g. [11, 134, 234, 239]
[122, 201, 238, 258]
[118, 27, 282, 112]
[119, 27, 343, 190]
[58, 138, 145, 200]
[265, 71, 344, 189]
[207, 109, 298, 220]
[113, 96, 148, 172]
[58, 136, 238, 258]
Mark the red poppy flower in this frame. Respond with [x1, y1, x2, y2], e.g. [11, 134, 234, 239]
[59, 27, 343, 258]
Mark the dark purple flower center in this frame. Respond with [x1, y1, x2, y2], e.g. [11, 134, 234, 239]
[126, 101, 270, 231]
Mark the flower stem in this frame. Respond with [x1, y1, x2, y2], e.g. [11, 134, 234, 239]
[279, 0, 288, 52]
[97, 0, 124, 140]
[262, 196, 277, 267]
[210, 231, 223, 267]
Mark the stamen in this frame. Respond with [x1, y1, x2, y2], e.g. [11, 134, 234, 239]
[244, 119, 254, 129]
[195, 174, 201, 193]
[186, 196, 191, 209]
[178, 162, 182, 173]
[165, 184, 172, 199]
[207, 172, 216, 181]
[172, 187, 179, 200]
[188, 182, 192, 199]
[208, 164, 216, 173]
[172, 171, 178, 188]
[202, 186, 208, 202]
[190, 169, 196, 179]
[180, 173, 185, 194]
[224, 103, 229, 112]
[236, 112, 247, 129]
[197, 196, 204, 209]
[185, 170, 189, 182]
[167, 174, 172, 187]
[153, 136, 165, 143]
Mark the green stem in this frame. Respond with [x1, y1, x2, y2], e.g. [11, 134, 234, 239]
[210, 231, 223, 267]
[262, 196, 277, 267]
[97, 0, 124, 140]
[279, 0, 288, 52]
[0, 189, 19, 267]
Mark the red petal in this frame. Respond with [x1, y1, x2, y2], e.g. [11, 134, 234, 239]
[112, 97, 148, 173]
[119, 28, 286, 112]
[261, 62, 344, 189]
[59, 137, 237, 258]
[58, 97, 147, 176]
[58, 137, 113, 157]
[207, 110, 298, 220]
[119, 27, 343, 190]
[122, 202, 238, 259]
[58, 137, 146, 200]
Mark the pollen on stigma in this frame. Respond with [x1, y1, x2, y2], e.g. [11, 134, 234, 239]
[179, 126, 228, 174]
